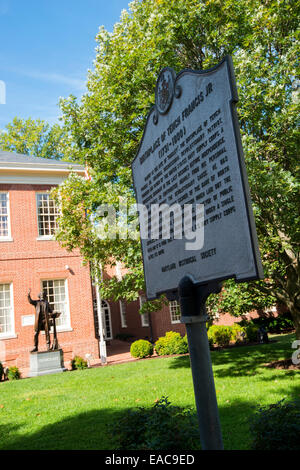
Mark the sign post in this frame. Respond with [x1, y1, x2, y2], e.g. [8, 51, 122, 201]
[131, 56, 263, 449]
[179, 276, 223, 449]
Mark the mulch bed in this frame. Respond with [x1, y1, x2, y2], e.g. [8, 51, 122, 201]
[265, 358, 300, 370]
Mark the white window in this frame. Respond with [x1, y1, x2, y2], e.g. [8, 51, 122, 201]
[169, 300, 181, 324]
[101, 300, 113, 340]
[119, 300, 127, 328]
[36, 193, 59, 237]
[0, 193, 11, 239]
[139, 295, 149, 327]
[0, 283, 14, 337]
[42, 279, 70, 330]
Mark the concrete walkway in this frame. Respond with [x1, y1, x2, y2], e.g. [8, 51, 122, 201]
[91, 339, 159, 367]
[90, 339, 136, 367]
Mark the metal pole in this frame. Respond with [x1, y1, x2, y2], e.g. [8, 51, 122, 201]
[179, 275, 223, 450]
[95, 266, 107, 365]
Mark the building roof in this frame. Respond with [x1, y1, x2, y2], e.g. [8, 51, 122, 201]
[0, 150, 84, 170]
[0, 150, 85, 184]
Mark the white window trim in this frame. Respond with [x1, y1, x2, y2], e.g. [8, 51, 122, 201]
[41, 278, 72, 332]
[169, 300, 181, 324]
[119, 300, 127, 328]
[0, 283, 16, 339]
[0, 192, 13, 241]
[101, 300, 113, 340]
[139, 295, 149, 327]
[35, 192, 58, 240]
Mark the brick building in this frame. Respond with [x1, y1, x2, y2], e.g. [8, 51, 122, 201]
[0, 150, 101, 376]
[0, 150, 188, 377]
[2, 150, 262, 378]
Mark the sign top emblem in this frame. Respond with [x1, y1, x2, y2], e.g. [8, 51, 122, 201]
[155, 67, 176, 115]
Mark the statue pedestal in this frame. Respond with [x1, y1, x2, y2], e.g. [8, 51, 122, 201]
[28, 349, 67, 377]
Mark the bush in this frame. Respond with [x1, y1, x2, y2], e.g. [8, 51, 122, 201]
[249, 399, 300, 450]
[7, 366, 21, 380]
[130, 339, 153, 359]
[154, 331, 188, 356]
[238, 311, 294, 336]
[244, 324, 260, 342]
[207, 325, 232, 347]
[108, 396, 200, 450]
[71, 355, 88, 370]
[0, 362, 3, 381]
[230, 324, 246, 343]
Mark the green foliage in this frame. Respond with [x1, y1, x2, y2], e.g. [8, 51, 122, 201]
[0, 117, 74, 161]
[52, 0, 300, 335]
[7, 366, 21, 381]
[0, 362, 3, 381]
[71, 356, 88, 370]
[207, 323, 263, 346]
[130, 339, 153, 359]
[230, 324, 246, 343]
[244, 324, 260, 343]
[238, 311, 294, 336]
[249, 399, 300, 450]
[154, 331, 189, 356]
[207, 325, 232, 347]
[108, 396, 200, 450]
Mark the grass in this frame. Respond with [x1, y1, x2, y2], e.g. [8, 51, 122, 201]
[0, 333, 299, 450]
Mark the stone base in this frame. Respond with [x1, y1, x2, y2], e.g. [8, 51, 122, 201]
[28, 349, 67, 377]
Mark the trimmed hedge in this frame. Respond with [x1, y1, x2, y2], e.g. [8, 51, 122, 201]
[71, 355, 88, 370]
[154, 331, 188, 356]
[207, 325, 232, 347]
[130, 339, 153, 359]
[7, 366, 21, 380]
[207, 323, 263, 347]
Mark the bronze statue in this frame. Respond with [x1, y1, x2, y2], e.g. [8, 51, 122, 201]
[49, 311, 61, 350]
[28, 289, 52, 352]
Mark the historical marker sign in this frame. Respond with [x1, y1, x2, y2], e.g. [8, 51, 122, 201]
[132, 56, 263, 300]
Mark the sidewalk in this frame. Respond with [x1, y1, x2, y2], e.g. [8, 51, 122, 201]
[90, 339, 136, 367]
[91, 339, 160, 367]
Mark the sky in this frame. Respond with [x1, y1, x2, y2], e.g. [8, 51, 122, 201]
[0, 0, 131, 130]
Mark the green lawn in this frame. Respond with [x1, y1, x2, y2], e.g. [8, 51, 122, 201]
[0, 333, 299, 450]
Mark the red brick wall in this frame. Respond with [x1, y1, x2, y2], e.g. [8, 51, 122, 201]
[0, 184, 99, 375]
[151, 304, 186, 340]
[101, 297, 185, 343]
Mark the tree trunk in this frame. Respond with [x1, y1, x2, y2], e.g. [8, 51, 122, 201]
[290, 305, 300, 341]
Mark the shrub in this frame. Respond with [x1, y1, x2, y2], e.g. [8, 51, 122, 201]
[249, 399, 300, 450]
[0, 362, 3, 381]
[130, 339, 153, 359]
[154, 331, 188, 356]
[71, 355, 88, 370]
[244, 324, 260, 342]
[230, 324, 246, 343]
[207, 325, 232, 347]
[238, 311, 294, 336]
[108, 396, 200, 450]
[7, 366, 21, 380]
[182, 334, 189, 351]
[253, 312, 294, 334]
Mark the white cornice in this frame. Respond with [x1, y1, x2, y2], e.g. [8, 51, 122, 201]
[0, 165, 85, 185]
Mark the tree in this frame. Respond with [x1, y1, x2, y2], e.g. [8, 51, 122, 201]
[0, 116, 75, 161]
[53, 0, 300, 336]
